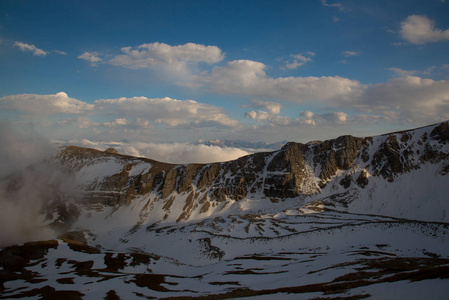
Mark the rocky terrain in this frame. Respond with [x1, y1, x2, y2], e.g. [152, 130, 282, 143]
[1, 121, 449, 299]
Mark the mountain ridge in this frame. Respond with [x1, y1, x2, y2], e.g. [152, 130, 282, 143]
[50, 121, 449, 225]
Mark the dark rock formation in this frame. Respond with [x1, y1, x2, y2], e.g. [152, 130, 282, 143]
[105, 148, 119, 154]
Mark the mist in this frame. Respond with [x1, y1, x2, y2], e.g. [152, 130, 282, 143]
[0, 122, 76, 247]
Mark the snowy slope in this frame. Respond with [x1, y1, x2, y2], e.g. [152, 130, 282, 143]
[1, 121, 449, 299]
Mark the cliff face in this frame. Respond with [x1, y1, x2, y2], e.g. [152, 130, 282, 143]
[48, 121, 449, 226]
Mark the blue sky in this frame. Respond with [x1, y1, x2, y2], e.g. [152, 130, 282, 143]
[1, 0, 449, 162]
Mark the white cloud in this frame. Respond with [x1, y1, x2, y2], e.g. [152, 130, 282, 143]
[1, 93, 241, 142]
[353, 76, 449, 123]
[94, 96, 239, 128]
[14, 41, 47, 56]
[298, 111, 347, 125]
[0, 92, 95, 114]
[400, 15, 449, 44]
[103, 117, 154, 130]
[61, 139, 250, 164]
[320, 0, 344, 11]
[104, 118, 129, 127]
[201, 59, 362, 102]
[245, 110, 291, 125]
[108, 42, 224, 73]
[244, 99, 289, 126]
[250, 99, 282, 114]
[343, 51, 360, 57]
[78, 51, 102, 65]
[282, 53, 315, 70]
[123, 142, 249, 163]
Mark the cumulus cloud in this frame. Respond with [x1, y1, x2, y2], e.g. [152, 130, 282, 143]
[244, 99, 289, 126]
[298, 111, 347, 125]
[108, 42, 224, 73]
[245, 110, 291, 125]
[250, 99, 282, 114]
[1, 92, 241, 142]
[94, 96, 239, 128]
[353, 76, 449, 123]
[14, 41, 47, 56]
[78, 51, 103, 65]
[1, 92, 239, 130]
[282, 52, 315, 70]
[103, 117, 153, 130]
[200, 59, 362, 102]
[0, 92, 95, 114]
[400, 15, 449, 44]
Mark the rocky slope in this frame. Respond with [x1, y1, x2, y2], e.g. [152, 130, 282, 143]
[1, 121, 449, 299]
[50, 121, 449, 226]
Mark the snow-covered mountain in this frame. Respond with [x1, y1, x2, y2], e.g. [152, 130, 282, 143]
[1, 121, 449, 299]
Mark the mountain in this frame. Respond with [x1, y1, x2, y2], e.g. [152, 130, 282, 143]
[1, 121, 449, 299]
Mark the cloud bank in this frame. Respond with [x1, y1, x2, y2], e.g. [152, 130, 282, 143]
[63, 139, 250, 164]
[0, 92, 95, 114]
[108, 42, 224, 73]
[200, 59, 362, 102]
[94, 96, 239, 128]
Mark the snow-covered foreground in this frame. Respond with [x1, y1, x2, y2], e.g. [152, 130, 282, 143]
[1, 205, 449, 299]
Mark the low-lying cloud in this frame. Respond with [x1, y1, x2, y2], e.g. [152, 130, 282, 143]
[0, 122, 76, 247]
[61, 139, 250, 164]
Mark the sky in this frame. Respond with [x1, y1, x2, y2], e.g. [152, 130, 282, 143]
[1, 0, 449, 163]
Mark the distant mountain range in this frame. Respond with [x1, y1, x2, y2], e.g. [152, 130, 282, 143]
[1, 121, 449, 299]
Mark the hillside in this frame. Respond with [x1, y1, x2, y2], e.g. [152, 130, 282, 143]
[1, 121, 449, 299]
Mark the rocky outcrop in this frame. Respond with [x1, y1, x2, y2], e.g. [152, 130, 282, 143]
[312, 135, 365, 184]
[264, 142, 309, 198]
[431, 122, 449, 142]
